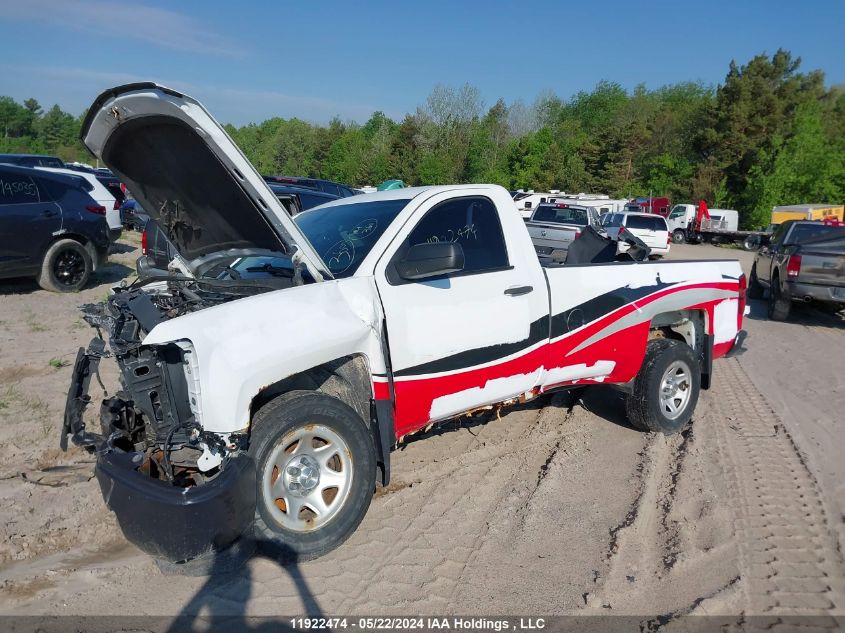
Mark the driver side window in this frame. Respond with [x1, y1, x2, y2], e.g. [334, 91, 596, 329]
[407, 196, 509, 274]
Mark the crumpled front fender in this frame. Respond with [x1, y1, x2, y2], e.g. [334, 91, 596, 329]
[142, 277, 387, 434]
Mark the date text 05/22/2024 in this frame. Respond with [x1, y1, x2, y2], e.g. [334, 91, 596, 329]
[289, 618, 547, 631]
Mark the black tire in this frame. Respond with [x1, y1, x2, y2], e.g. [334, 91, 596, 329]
[672, 230, 686, 244]
[625, 339, 701, 434]
[767, 274, 791, 321]
[743, 235, 760, 251]
[748, 263, 764, 299]
[249, 390, 376, 562]
[36, 239, 92, 292]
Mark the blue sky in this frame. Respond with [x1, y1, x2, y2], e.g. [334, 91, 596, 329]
[1, 0, 843, 126]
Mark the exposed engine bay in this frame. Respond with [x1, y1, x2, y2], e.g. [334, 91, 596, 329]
[62, 276, 280, 488]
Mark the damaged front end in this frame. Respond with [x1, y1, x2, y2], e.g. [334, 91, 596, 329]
[61, 282, 256, 563]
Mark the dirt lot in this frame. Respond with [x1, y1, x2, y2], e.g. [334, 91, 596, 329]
[0, 238, 843, 622]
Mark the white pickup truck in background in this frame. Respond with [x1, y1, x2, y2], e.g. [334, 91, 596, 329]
[526, 202, 599, 262]
[62, 83, 749, 571]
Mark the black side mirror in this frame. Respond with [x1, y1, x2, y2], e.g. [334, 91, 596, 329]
[396, 242, 465, 281]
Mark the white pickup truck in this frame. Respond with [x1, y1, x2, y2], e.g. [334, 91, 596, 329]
[526, 202, 599, 262]
[62, 84, 748, 568]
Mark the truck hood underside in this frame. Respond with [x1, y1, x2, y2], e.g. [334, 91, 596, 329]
[103, 116, 284, 261]
[80, 83, 331, 278]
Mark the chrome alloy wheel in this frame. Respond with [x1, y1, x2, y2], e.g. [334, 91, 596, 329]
[262, 424, 353, 532]
[659, 360, 692, 420]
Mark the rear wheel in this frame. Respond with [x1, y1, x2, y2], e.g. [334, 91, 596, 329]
[767, 275, 791, 321]
[672, 230, 686, 244]
[748, 263, 764, 299]
[37, 239, 92, 292]
[625, 339, 700, 434]
[249, 390, 376, 562]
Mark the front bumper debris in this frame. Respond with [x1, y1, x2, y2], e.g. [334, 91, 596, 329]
[61, 337, 109, 451]
[96, 451, 256, 562]
[62, 336, 256, 563]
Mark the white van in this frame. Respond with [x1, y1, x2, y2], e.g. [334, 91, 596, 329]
[513, 191, 565, 219]
[603, 212, 671, 257]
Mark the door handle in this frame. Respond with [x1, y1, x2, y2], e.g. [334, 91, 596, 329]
[504, 285, 533, 297]
[41, 210, 58, 217]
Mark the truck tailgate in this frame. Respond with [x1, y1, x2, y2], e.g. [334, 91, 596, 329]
[526, 222, 580, 254]
[797, 235, 845, 290]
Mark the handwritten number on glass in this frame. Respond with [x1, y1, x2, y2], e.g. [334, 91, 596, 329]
[425, 224, 478, 244]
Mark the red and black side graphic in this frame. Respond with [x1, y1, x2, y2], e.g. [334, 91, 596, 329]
[374, 280, 739, 438]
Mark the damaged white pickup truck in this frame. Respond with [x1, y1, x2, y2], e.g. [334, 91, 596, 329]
[62, 84, 748, 568]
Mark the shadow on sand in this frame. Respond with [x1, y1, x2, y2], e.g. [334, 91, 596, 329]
[165, 538, 324, 633]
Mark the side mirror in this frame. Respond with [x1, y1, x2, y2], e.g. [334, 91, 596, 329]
[396, 242, 464, 281]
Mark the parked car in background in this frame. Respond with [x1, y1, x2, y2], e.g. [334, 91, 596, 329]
[263, 175, 359, 198]
[35, 166, 121, 240]
[0, 164, 110, 291]
[749, 219, 845, 320]
[120, 198, 150, 231]
[526, 202, 599, 262]
[603, 212, 671, 258]
[0, 153, 65, 168]
[268, 183, 339, 215]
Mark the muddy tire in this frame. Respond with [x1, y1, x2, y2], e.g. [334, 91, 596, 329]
[625, 339, 700, 435]
[748, 263, 764, 300]
[249, 390, 376, 562]
[672, 229, 686, 244]
[767, 274, 791, 321]
[37, 239, 92, 292]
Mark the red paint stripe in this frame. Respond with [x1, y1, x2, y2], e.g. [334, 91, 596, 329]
[373, 381, 390, 401]
[390, 282, 741, 438]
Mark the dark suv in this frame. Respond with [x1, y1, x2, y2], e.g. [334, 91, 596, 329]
[0, 165, 111, 291]
[0, 153, 65, 168]
[263, 175, 360, 198]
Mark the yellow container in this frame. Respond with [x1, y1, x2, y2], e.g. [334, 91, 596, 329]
[771, 204, 844, 225]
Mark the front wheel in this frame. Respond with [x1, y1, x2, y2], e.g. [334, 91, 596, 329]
[625, 339, 701, 434]
[37, 239, 92, 292]
[249, 390, 376, 562]
[672, 230, 686, 244]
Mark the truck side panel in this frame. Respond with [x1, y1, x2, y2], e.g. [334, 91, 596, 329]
[542, 261, 742, 389]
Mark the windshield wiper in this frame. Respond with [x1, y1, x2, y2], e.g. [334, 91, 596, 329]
[245, 263, 294, 278]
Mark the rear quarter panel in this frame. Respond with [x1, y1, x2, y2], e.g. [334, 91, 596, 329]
[542, 259, 742, 390]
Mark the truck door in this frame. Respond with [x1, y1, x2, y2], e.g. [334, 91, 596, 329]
[374, 191, 549, 437]
[757, 222, 790, 284]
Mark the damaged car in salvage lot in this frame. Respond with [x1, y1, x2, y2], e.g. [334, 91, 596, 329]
[62, 83, 749, 570]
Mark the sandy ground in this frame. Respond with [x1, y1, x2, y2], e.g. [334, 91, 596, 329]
[0, 237, 843, 624]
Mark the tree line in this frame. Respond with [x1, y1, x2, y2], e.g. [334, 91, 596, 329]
[2, 50, 843, 229]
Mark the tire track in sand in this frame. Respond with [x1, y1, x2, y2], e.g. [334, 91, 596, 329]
[710, 358, 844, 617]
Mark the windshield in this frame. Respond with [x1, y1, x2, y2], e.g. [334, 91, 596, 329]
[533, 205, 589, 226]
[786, 223, 845, 244]
[604, 213, 624, 227]
[294, 199, 411, 277]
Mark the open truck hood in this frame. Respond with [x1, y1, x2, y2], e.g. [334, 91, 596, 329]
[80, 83, 331, 280]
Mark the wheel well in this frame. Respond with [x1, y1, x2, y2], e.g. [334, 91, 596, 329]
[42, 233, 95, 264]
[649, 310, 709, 385]
[249, 355, 372, 428]
[249, 355, 392, 484]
